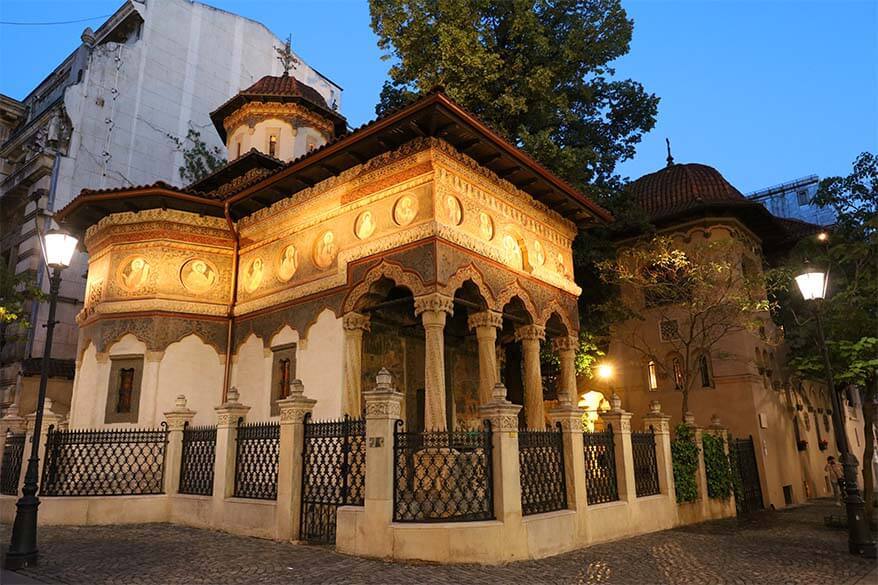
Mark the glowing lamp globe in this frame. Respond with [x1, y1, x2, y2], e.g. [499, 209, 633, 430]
[44, 229, 79, 269]
[794, 268, 826, 301]
[595, 362, 614, 382]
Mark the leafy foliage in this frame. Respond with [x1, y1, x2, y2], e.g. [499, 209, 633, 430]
[702, 433, 732, 500]
[174, 128, 226, 184]
[671, 423, 699, 503]
[0, 264, 44, 348]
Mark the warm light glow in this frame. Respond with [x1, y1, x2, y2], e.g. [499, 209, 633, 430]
[816, 232, 829, 242]
[578, 390, 610, 432]
[795, 269, 826, 301]
[44, 229, 78, 268]
[647, 360, 659, 391]
[595, 362, 614, 381]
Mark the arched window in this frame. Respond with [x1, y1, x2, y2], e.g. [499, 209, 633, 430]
[698, 354, 713, 388]
[647, 360, 658, 391]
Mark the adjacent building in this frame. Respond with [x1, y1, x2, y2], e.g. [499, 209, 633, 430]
[0, 0, 342, 418]
[746, 175, 836, 227]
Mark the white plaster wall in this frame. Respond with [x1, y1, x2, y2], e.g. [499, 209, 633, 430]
[69, 342, 100, 427]
[229, 120, 329, 162]
[155, 335, 224, 426]
[297, 309, 344, 420]
[231, 334, 270, 421]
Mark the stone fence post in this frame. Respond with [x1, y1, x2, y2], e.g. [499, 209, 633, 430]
[479, 382, 528, 560]
[163, 395, 195, 496]
[0, 404, 26, 481]
[276, 379, 316, 542]
[356, 368, 403, 557]
[599, 393, 635, 502]
[548, 402, 587, 513]
[642, 400, 675, 502]
[23, 399, 64, 493]
[212, 387, 250, 519]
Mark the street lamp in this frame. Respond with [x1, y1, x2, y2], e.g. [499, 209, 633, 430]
[794, 262, 876, 558]
[5, 227, 78, 570]
[595, 362, 614, 383]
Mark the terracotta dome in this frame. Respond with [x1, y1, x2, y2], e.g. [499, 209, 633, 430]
[626, 163, 746, 220]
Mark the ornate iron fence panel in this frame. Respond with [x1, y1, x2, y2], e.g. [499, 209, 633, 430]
[40, 424, 168, 496]
[583, 426, 619, 504]
[519, 425, 567, 515]
[233, 420, 279, 500]
[730, 436, 763, 514]
[393, 420, 493, 522]
[632, 429, 661, 497]
[300, 415, 366, 545]
[0, 433, 26, 496]
[179, 424, 216, 496]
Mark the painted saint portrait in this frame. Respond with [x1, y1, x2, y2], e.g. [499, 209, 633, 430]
[277, 244, 299, 282]
[181, 258, 217, 293]
[355, 210, 376, 240]
[119, 256, 150, 292]
[445, 195, 463, 226]
[478, 212, 494, 240]
[555, 252, 568, 277]
[393, 195, 417, 226]
[532, 240, 546, 267]
[502, 234, 524, 270]
[314, 230, 338, 269]
[244, 257, 264, 293]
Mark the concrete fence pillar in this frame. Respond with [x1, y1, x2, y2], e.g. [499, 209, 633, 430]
[276, 379, 316, 542]
[163, 395, 195, 496]
[0, 404, 26, 481]
[23, 398, 64, 493]
[548, 403, 587, 512]
[212, 387, 250, 520]
[599, 394, 635, 502]
[643, 400, 675, 501]
[479, 382, 528, 559]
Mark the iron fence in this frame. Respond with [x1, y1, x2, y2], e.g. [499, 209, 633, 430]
[300, 415, 366, 544]
[0, 433, 26, 496]
[40, 424, 169, 496]
[234, 420, 279, 500]
[632, 428, 660, 497]
[179, 424, 216, 496]
[519, 425, 567, 515]
[583, 426, 619, 504]
[393, 420, 493, 522]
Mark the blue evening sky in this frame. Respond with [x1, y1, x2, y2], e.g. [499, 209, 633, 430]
[1, 0, 875, 193]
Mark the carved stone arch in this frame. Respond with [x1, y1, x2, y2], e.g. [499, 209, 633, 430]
[234, 331, 265, 356]
[102, 328, 150, 354]
[163, 332, 224, 357]
[342, 260, 428, 313]
[77, 337, 96, 363]
[298, 307, 341, 342]
[495, 280, 538, 320]
[443, 264, 495, 307]
[539, 300, 575, 334]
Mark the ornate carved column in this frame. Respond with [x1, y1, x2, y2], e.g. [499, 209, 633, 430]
[414, 293, 454, 431]
[163, 395, 196, 495]
[515, 324, 546, 429]
[212, 387, 250, 522]
[553, 335, 579, 405]
[276, 379, 317, 541]
[467, 311, 503, 406]
[341, 312, 370, 417]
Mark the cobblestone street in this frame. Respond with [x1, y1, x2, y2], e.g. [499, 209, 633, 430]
[1, 500, 875, 584]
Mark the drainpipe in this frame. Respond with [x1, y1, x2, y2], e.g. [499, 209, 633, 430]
[221, 202, 240, 404]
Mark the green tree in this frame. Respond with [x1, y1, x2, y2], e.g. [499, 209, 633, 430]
[369, 0, 659, 193]
[176, 128, 226, 184]
[0, 264, 44, 353]
[767, 152, 877, 518]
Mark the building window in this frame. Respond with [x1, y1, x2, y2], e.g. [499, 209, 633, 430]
[797, 189, 810, 206]
[672, 357, 684, 390]
[104, 356, 144, 423]
[236, 141, 242, 158]
[698, 354, 712, 388]
[823, 414, 830, 434]
[659, 319, 679, 343]
[647, 361, 658, 391]
[270, 344, 297, 416]
[268, 134, 278, 158]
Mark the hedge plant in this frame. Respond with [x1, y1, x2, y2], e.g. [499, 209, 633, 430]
[671, 423, 699, 503]
[702, 433, 733, 499]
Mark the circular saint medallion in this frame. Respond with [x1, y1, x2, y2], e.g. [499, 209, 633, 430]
[478, 212, 494, 241]
[444, 195, 463, 226]
[393, 195, 418, 226]
[118, 256, 151, 292]
[313, 231, 338, 269]
[355, 210, 376, 240]
[276, 244, 299, 282]
[180, 258, 218, 293]
[243, 257, 264, 293]
[556, 252, 568, 277]
[502, 234, 524, 270]
[532, 240, 546, 267]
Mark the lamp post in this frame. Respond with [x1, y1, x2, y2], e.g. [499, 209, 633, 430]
[4, 228, 78, 570]
[794, 263, 876, 558]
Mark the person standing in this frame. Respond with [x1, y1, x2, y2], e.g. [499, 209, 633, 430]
[825, 455, 844, 506]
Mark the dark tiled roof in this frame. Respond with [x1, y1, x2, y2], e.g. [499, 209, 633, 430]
[626, 163, 746, 221]
[775, 217, 824, 240]
[186, 149, 285, 196]
[243, 74, 330, 108]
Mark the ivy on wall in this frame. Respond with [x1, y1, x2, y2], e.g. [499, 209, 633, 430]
[702, 433, 733, 500]
[671, 423, 699, 503]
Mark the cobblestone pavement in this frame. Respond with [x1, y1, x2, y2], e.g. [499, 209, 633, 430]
[0, 500, 875, 584]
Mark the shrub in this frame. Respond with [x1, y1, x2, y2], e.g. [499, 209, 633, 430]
[671, 423, 699, 503]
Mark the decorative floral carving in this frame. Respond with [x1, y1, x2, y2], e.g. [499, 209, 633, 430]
[442, 264, 495, 306]
[467, 311, 503, 331]
[413, 293, 454, 317]
[365, 402, 401, 417]
[495, 281, 539, 319]
[514, 324, 546, 342]
[222, 101, 334, 139]
[342, 259, 428, 313]
[342, 312, 371, 332]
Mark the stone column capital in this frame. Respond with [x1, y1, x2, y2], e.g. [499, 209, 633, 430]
[642, 401, 672, 434]
[548, 404, 585, 433]
[277, 379, 317, 423]
[163, 394, 196, 431]
[214, 386, 251, 428]
[364, 368, 404, 420]
[413, 293, 454, 318]
[1, 404, 26, 433]
[467, 310, 503, 332]
[552, 335, 579, 352]
[514, 324, 546, 342]
[479, 383, 522, 432]
[342, 311, 371, 332]
[599, 409, 632, 434]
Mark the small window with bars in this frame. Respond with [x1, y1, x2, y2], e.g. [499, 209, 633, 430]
[659, 319, 679, 343]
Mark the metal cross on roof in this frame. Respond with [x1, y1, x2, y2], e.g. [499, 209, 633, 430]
[275, 34, 299, 75]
